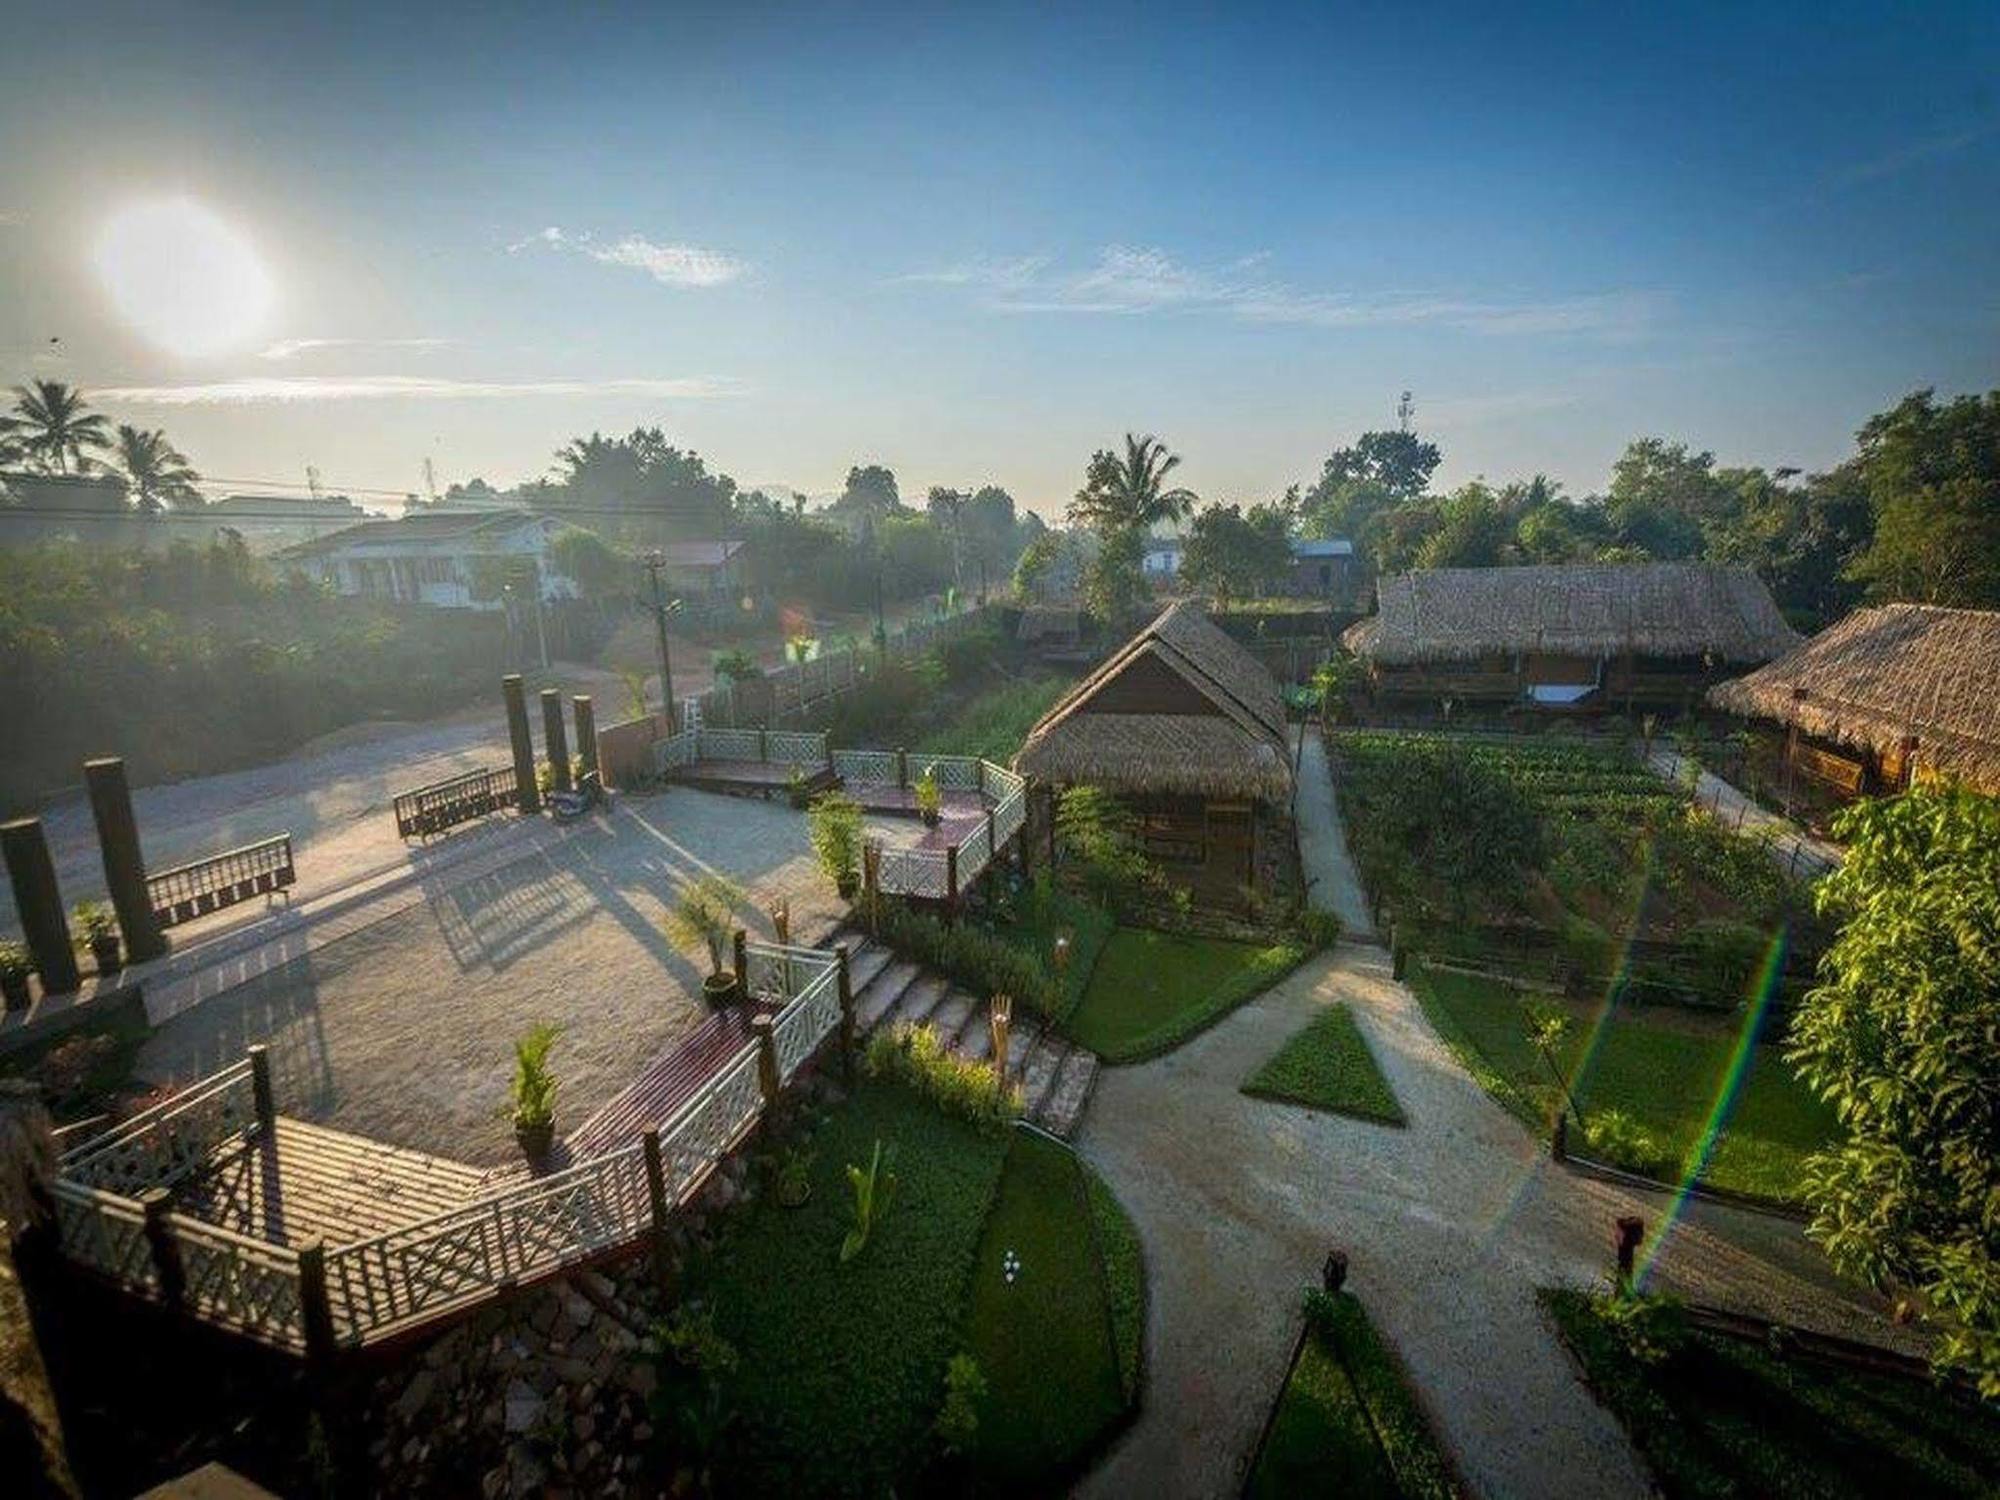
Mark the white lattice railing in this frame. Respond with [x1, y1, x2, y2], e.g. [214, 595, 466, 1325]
[833, 748, 900, 785]
[61, 1059, 257, 1197]
[956, 820, 995, 887]
[764, 730, 829, 767]
[170, 1213, 308, 1352]
[983, 761, 1025, 799]
[872, 841, 952, 900]
[773, 963, 842, 1082]
[992, 784, 1027, 847]
[695, 726, 761, 761]
[654, 728, 700, 772]
[916, 755, 984, 792]
[743, 941, 837, 1005]
[52, 1179, 159, 1294]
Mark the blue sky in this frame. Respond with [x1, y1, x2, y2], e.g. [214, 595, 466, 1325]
[1, 1, 1995, 517]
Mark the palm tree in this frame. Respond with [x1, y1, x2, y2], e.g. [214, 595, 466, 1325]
[9, 381, 110, 475]
[111, 425, 202, 513]
[1068, 433, 1198, 534]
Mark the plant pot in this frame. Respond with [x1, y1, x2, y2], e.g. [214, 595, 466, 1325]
[1, 971, 29, 1012]
[836, 873, 860, 902]
[515, 1119, 555, 1160]
[704, 972, 742, 1007]
[777, 1178, 812, 1209]
[920, 809, 941, 828]
[89, 935, 122, 975]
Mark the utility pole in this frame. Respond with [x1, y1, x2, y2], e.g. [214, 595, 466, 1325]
[873, 551, 887, 656]
[645, 551, 681, 731]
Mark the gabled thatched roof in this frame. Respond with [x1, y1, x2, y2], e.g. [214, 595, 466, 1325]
[1709, 604, 2000, 792]
[1016, 606, 1080, 643]
[1015, 600, 1292, 801]
[1345, 562, 1800, 665]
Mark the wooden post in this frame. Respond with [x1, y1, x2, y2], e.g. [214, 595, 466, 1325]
[732, 928, 748, 997]
[247, 1044, 275, 1134]
[897, 746, 908, 789]
[1552, 1111, 1569, 1162]
[976, 759, 987, 797]
[1, 819, 78, 996]
[297, 1238, 336, 1365]
[139, 1187, 184, 1307]
[573, 695, 599, 778]
[946, 844, 959, 908]
[641, 1128, 675, 1291]
[751, 1015, 780, 1106]
[985, 811, 998, 861]
[863, 842, 880, 908]
[83, 757, 166, 963]
[835, 944, 856, 1078]
[540, 689, 571, 792]
[502, 675, 540, 814]
[990, 993, 1013, 1080]
[758, 723, 769, 763]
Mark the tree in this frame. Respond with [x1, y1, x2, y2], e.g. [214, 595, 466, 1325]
[548, 526, 634, 601]
[1785, 787, 2000, 1393]
[926, 485, 969, 587]
[1081, 526, 1146, 623]
[1012, 530, 1063, 601]
[540, 426, 737, 544]
[1414, 482, 1511, 569]
[837, 464, 901, 517]
[1069, 433, 1197, 534]
[9, 381, 110, 475]
[1845, 389, 2000, 608]
[110, 425, 201, 513]
[1180, 501, 1291, 604]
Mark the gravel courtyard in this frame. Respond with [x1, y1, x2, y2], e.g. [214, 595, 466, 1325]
[134, 787, 849, 1167]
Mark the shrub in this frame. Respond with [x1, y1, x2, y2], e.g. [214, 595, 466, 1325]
[808, 793, 864, 893]
[933, 626, 1001, 685]
[1557, 913, 1616, 990]
[70, 900, 117, 945]
[0, 940, 29, 981]
[840, 1138, 898, 1264]
[933, 1353, 986, 1457]
[509, 1022, 561, 1130]
[868, 900, 1061, 1016]
[667, 872, 744, 976]
[1582, 1108, 1672, 1179]
[1296, 908, 1343, 950]
[1592, 1288, 1688, 1366]
[1055, 785, 1160, 911]
[1684, 918, 1771, 1006]
[865, 1023, 1022, 1130]
[712, 646, 763, 683]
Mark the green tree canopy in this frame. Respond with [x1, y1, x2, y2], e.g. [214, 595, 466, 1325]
[1786, 787, 2000, 1393]
[1845, 389, 2000, 608]
[8, 380, 111, 475]
[111, 425, 202, 513]
[1180, 501, 1291, 604]
[1069, 433, 1197, 534]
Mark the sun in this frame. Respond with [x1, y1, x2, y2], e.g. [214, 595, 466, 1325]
[94, 197, 276, 358]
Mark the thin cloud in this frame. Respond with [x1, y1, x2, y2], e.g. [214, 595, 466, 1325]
[511, 226, 745, 287]
[0, 210, 23, 227]
[258, 337, 453, 360]
[1837, 121, 1998, 187]
[94, 374, 749, 405]
[910, 245, 1660, 338]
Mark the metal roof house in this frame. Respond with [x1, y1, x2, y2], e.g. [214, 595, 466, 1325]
[280, 510, 578, 609]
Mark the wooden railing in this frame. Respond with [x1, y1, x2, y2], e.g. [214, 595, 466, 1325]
[147, 834, 295, 929]
[860, 760, 1026, 904]
[60, 1057, 259, 1197]
[393, 765, 516, 839]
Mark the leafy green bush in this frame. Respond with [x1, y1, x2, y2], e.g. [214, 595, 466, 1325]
[1683, 917, 1772, 1006]
[1558, 913, 1617, 989]
[932, 626, 1002, 685]
[932, 1353, 986, 1457]
[1581, 1107, 1672, 1178]
[867, 899, 1062, 1016]
[1296, 908, 1344, 950]
[864, 1023, 1022, 1131]
[807, 793, 864, 893]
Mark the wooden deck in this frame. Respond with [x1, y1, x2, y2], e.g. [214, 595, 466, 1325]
[667, 759, 838, 799]
[174, 1118, 490, 1247]
[564, 996, 781, 1159]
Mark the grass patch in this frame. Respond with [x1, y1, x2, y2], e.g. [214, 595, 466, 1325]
[1067, 928, 1308, 1063]
[1247, 1291, 1456, 1499]
[961, 1130, 1127, 1482]
[689, 1079, 1009, 1497]
[1083, 1162, 1144, 1397]
[1411, 964, 1836, 1202]
[1244, 1005, 1405, 1125]
[916, 674, 1078, 762]
[1543, 1288, 2000, 1498]
[986, 880, 1116, 1023]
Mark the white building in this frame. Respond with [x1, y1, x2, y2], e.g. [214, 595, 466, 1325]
[280, 510, 577, 609]
[1141, 536, 1183, 579]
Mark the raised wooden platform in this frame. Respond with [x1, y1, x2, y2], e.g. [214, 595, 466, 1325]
[667, 759, 838, 799]
[174, 1118, 489, 1248]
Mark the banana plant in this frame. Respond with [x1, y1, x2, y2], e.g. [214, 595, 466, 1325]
[840, 1139, 898, 1264]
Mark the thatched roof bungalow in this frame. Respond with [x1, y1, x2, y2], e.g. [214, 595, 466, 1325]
[1343, 562, 1799, 708]
[1016, 600, 1292, 900]
[1709, 604, 2000, 796]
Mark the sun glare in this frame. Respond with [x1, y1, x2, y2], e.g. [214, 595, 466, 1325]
[93, 197, 276, 358]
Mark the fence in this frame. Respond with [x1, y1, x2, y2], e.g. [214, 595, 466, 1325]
[392, 766, 516, 839]
[860, 760, 1025, 904]
[49, 942, 846, 1357]
[147, 834, 296, 929]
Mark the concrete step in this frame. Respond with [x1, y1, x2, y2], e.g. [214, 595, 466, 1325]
[1036, 1048, 1100, 1139]
[1014, 1031, 1068, 1120]
[924, 988, 981, 1050]
[842, 942, 896, 999]
[958, 1005, 995, 1062]
[857, 959, 923, 1031]
[889, 973, 953, 1031]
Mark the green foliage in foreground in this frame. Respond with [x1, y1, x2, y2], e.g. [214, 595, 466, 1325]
[1067, 928, 1309, 1063]
[867, 898, 1062, 1016]
[915, 673, 1077, 762]
[961, 1130, 1128, 1483]
[688, 1081, 1008, 1497]
[865, 1022, 1021, 1131]
[1247, 1290, 1457, 1500]
[1244, 1005, 1406, 1126]
[1543, 1287, 2000, 1498]
[986, 877, 1117, 1022]
[1410, 964, 1835, 1202]
[1785, 788, 2000, 1394]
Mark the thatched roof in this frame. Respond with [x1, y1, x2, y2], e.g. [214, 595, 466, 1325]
[1015, 599, 1292, 801]
[1344, 562, 1799, 665]
[1016, 606, 1081, 643]
[1709, 604, 2000, 792]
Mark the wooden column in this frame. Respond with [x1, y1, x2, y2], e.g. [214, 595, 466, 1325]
[896, 746, 908, 789]
[573, 696, 599, 778]
[640, 1127, 675, 1292]
[502, 675, 540, 814]
[297, 1239, 336, 1366]
[732, 929, 748, 997]
[83, 757, 165, 962]
[248, 1044, 275, 1134]
[540, 689, 571, 792]
[751, 1015, 780, 1106]
[835, 943, 855, 1078]
[1, 819, 78, 995]
[139, 1188, 184, 1307]
[757, 724, 769, 763]
[946, 845, 959, 914]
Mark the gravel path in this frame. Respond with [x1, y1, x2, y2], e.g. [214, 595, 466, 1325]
[1293, 726, 1375, 939]
[1643, 746, 1842, 879]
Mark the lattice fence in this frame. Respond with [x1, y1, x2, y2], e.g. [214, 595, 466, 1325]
[773, 964, 842, 1081]
[52, 1181, 158, 1294]
[172, 1215, 308, 1351]
[764, 730, 830, 767]
[696, 727, 761, 761]
[871, 841, 952, 900]
[62, 1060, 257, 1197]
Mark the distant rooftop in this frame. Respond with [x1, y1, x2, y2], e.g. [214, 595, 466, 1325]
[281, 509, 545, 557]
[657, 540, 744, 568]
[1291, 538, 1353, 558]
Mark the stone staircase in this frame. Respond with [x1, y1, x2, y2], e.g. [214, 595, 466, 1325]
[821, 922, 1101, 1138]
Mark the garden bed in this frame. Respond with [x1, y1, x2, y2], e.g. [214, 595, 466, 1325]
[1543, 1288, 2000, 1497]
[1065, 928, 1309, 1063]
[1411, 964, 1835, 1203]
[1243, 1005, 1405, 1125]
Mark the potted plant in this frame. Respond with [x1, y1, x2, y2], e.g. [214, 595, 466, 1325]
[72, 901, 121, 975]
[786, 765, 810, 809]
[0, 940, 31, 1012]
[914, 768, 942, 828]
[510, 1021, 561, 1160]
[668, 872, 745, 1005]
[808, 792, 864, 900]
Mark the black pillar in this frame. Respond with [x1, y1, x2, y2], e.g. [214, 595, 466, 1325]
[1, 819, 79, 995]
[540, 689, 572, 793]
[503, 675, 541, 814]
[83, 757, 165, 962]
[573, 696, 598, 778]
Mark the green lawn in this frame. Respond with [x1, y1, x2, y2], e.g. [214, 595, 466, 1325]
[988, 882, 1116, 1023]
[1246, 1292, 1457, 1499]
[1544, 1288, 2000, 1498]
[1067, 928, 1309, 1062]
[1245, 1005, 1406, 1125]
[962, 1130, 1128, 1483]
[1412, 964, 1837, 1202]
[916, 675, 1078, 762]
[1084, 1164, 1145, 1399]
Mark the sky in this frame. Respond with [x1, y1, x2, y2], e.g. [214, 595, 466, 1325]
[1, 0, 1996, 519]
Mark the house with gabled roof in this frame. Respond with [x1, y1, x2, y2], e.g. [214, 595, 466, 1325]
[279, 509, 578, 609]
